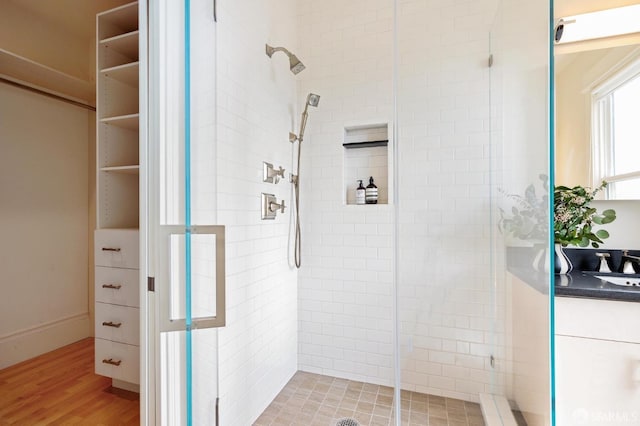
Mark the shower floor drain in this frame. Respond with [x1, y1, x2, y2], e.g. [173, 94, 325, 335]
[335, 418, 360, 426]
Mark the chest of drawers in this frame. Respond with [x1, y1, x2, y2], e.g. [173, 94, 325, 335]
[94, 229, 140, 388]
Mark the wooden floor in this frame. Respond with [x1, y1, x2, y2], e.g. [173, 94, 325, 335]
[0, 338, 139, 425]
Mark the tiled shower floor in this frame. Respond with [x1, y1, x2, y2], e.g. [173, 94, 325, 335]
[253, 371, 485, 426]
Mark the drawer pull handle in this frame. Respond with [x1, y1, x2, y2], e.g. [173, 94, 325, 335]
[102, 358, 122, 366]
[102, 284, 122, 290]
[102, 321, 122, 328]
[102, 247, 121, 252]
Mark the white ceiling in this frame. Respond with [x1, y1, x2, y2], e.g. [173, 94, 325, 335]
[6, 0, 132, 39]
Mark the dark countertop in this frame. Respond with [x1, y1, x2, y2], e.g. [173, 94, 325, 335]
[506, 246, 640, 302]
[554, 272, 640, 302]
[555, 248, 640, 302]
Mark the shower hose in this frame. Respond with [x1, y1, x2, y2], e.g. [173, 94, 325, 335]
[293, 140, 302, 269]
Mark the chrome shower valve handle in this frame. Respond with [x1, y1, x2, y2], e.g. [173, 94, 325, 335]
[261, 193, 285, 219]
[269, 199, 286, 214]
[263, 162, 286, 184]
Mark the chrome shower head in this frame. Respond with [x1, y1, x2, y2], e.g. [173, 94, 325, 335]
[289, 55, 305, 75]
[266, 44, 306, 75]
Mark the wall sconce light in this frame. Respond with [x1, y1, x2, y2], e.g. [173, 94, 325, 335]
[555, 4, 640, 44]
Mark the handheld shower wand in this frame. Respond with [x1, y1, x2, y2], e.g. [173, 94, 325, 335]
[290, 93, 321, 144]
[291, 93, 321, 268]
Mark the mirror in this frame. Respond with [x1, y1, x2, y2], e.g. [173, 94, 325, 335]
[555, 1, 640, 200]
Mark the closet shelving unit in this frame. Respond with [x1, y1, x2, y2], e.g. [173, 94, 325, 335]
[0, 48, 94, 105]
[94, 1, 141, 391]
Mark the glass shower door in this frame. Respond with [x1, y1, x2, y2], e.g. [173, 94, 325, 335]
[146, 1, 224, 424]
[395, 0, 553, 424]
[487, 0, 553, 423]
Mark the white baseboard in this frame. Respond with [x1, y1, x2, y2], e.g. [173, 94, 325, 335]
[113, 379, 140, 393]
[0, 313, 92, 369]
[480, 393, 518, 426]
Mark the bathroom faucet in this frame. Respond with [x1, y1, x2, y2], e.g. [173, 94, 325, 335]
[595, 252, 611, 273]
[622, 251, 640, 274]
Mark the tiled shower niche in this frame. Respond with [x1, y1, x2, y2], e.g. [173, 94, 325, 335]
[343, 123, 390, 205]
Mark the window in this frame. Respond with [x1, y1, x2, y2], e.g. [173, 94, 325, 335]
[592, 57, 640, 199]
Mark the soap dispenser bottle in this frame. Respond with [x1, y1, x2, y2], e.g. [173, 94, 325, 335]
[356, 180, 366, 205]
[365, 176, 378, 204]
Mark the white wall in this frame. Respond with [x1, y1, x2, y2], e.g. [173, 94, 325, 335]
[296, 0, 502, 403]
[0, 1, 90, 81]
[296, 0, 396, 386]
[591, 200, 640, 249]
[214, 1, 300, 425]
[0, 84, 92, 368]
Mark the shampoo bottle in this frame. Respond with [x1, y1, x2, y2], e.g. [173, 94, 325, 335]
[365, 176, 378, 204]
[356, 180, 366, 205]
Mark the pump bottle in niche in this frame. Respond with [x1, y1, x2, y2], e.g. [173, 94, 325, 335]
[356, 180, 366, 205]
[365, 176, 378, 204]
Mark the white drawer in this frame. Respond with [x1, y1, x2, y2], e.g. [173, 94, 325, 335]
[95, 302, 139, 345]
[95, 266, 140, 307]
[556, 297, 640, 343]
[95, 338, 139, 385]
[95, 229, 139, 269]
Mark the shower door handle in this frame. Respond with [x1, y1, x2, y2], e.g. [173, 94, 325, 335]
[157, 225, 226, 332]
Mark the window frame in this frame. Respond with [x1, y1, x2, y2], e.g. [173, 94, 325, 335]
[591, 54, 640, 199]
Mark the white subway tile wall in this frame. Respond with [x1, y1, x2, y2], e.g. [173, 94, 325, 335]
[296, 0, 396, 390]
[214, 1, 300, 425]
[296, 0, 501, 404]
[396, 0, 503, 402]
[208, 0, 510, 421]
[395, 34, 500, 395]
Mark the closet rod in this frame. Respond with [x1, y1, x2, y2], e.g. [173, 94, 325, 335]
[0, 76, 96, 111]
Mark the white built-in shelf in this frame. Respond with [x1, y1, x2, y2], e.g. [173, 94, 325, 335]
[97, 1, 140, 232]
[98, 2, 138, 40]
[0, 49, 94, 106]
[100, 31, 139, 60]
[100, 114, 139, 130]
[101, 62, 139, 88]
[101, 165, 140, 174]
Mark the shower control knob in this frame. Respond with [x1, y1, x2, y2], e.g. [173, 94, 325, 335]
[269, 199, 286, 214]
[263, 162, 286, 184]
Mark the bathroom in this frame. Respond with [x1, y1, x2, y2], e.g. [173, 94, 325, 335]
[2, 0, 640, 424]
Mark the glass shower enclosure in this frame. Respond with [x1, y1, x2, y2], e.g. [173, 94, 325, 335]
[142, 0, 554, 424]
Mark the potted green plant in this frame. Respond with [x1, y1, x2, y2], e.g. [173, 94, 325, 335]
[499, 176, 617, 274]
[554, 182, 616, 273]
